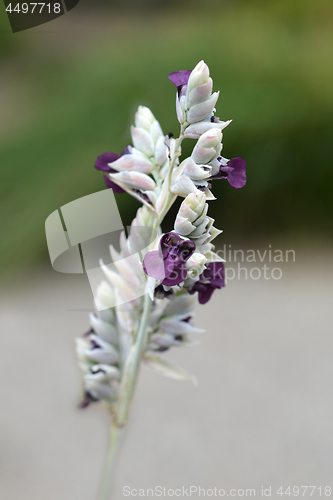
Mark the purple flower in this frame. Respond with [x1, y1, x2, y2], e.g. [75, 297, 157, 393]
[211, 157, 247, 189]
[189, 262, 225, 304]
[95, 146, 131, 193]
[168, 70, 191, 94]
[143, 232, 195, 286]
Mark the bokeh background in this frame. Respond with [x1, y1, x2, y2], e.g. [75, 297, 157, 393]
[1, 1, 332, 499]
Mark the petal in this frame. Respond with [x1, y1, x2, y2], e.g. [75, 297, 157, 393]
[184, 157, 212, 181]
[168, 70, 192, 88]
[160, 232, 181, 259]
[187, 78, 213, 107]
[198, 284, 216, 304]
[187, 60, 209, 94]
[210, 165, 233, 180]
[162, 263, 187, 286]
[104, 174, 125, 194]
[227, 157, 247, 189]
[143, 250, 166, 280]
[110, 153, 153, 174]
[171, 174, 202, 198]
[150, 120, 164, 144]
[174, 216, 196, 236]
[163, 255, 176, 278]
[95, 152, 119, 172]
[109, 171, 156, 191]
[89, 313, 118, 345]
[202, 262, 225, 288]
[155, 135, 168, 167]
[131, 126, 155, 157]
[187, 92, 219, 124]
[177, 240, 196, 263]
[143, 353, 197, 384]
[184, 120, 232, 139]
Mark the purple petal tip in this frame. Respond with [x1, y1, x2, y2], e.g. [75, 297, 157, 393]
[168, 70, 192, 88]
[95, 152, 119, 172]
[227, 158, 247, 189]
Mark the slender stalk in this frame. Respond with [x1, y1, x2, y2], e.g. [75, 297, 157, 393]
[113, 290, 153, 427]
[157, 128, 185, 224]
[98, 421, 123, 500]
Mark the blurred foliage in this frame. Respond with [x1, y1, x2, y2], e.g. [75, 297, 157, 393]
[0, 0, 332, 273]
[0, 5, 16, 55]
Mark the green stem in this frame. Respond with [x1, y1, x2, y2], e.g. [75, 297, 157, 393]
[157, 126, 185, 224]
[98, 421, 123, 500]
[113, 290, 153, 427]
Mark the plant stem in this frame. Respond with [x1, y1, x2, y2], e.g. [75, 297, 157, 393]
[98, 420, 123, 500]
[113, 290, 153, 427]
[157, 126, 185, 224]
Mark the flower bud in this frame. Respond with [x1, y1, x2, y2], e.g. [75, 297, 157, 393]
[155, 135, 168, 167]
[131, 126, 155, 158]
[170, 174, 202, 198]
[187, 78, 213, 107]
[95, 281, 115, 311]
[188, 217, 209, 238]
[89, 313, 118, 345]
[95, 304, 114, 324]
[174, 192, 207, 236]
[185, 191, 206, 215]
[174, 216, 195, 236]
[185, 252, 207, 280]
[150, 332, 181, 349]
[83, 378, 115, 401]
[191, 128, 222, 164]
[150, 120, 164, 145]
[160, 317, 204, 335]
[108, 171, 156, 191]
[85, 364, 120, 382]
[135, 105, 155, 126]
[183, 157, 212, 181]
[187, 92, 219, 124]
[110, 151, 153, 174]
[82, 334, 119, 365]
[196, 128, 223, 149]
[184, 119, 231, 139]
[187, 60, 210, 95]
[134, 113, 152, 132]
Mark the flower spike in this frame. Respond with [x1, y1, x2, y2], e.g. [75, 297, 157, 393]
[74, 62, 246, 476]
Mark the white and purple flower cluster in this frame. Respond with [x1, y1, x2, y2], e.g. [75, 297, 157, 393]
[77, 61, 246, 410]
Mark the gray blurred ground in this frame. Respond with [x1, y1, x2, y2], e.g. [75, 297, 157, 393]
[1, 240, 333, 500]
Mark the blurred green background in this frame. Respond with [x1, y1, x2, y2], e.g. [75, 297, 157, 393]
[1, 0, 332, 275]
